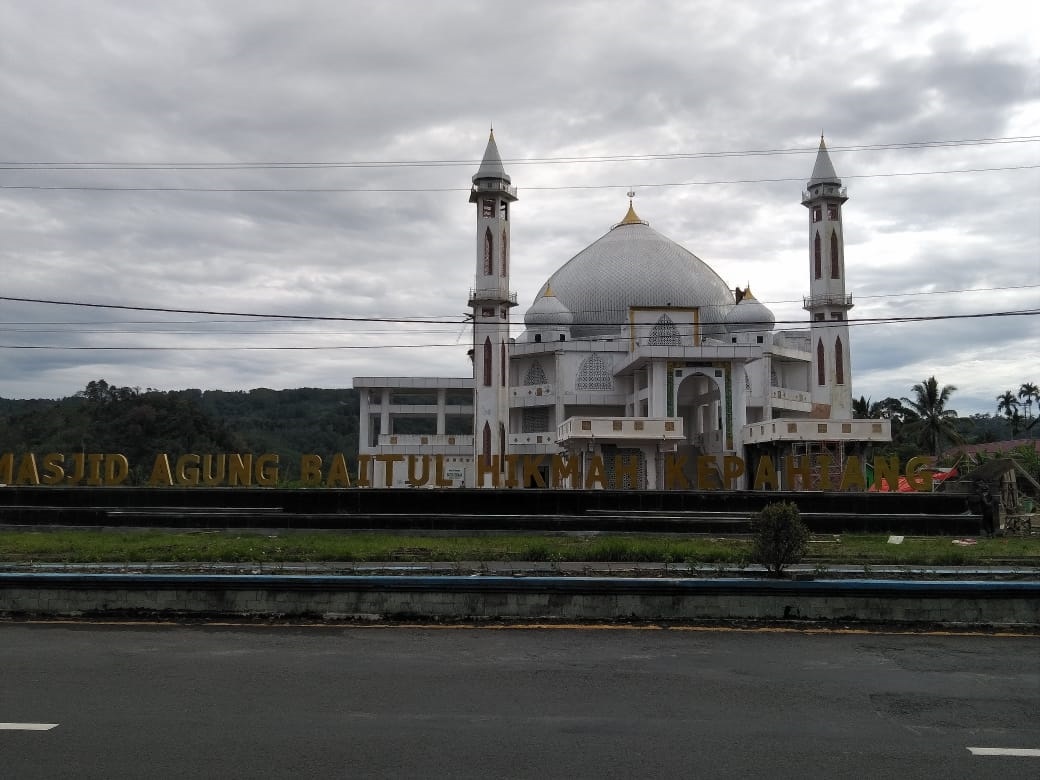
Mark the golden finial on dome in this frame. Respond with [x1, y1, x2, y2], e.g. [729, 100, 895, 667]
[612, 190, 648, 229]
[620, 200, 643, 225]
[544, 284, 555, 297]
[742, 285, 756, 300]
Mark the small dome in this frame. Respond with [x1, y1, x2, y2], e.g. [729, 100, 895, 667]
[524, 285, 574, 327]
[725, 287, 775, 333]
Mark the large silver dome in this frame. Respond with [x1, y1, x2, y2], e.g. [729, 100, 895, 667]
[531, 207, 735, 339]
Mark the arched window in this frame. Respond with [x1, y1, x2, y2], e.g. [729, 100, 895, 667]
[482, 337, 492, 386]
[830, 231, 839, 279]
[835, 336, 845, 385]
[524, 360, 547, 385]
[482, 421, 491, 460]
[648, 314, 681, 346]
[483, 228, 493, 276]
[576, 354, 613, 391]
[817, 339, 826, 386]
[500, 341, 506, 386]
[501, 230, 508, 276]
[814, 232, 822, 279]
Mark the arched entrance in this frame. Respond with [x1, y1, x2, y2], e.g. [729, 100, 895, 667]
[674, 369, 726, 488]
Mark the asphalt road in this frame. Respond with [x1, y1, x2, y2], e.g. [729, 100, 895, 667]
[2, 622, 1038, 779]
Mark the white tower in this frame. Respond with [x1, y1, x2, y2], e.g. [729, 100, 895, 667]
[469, 130, 518, 479]
[802, 136, 854, 418]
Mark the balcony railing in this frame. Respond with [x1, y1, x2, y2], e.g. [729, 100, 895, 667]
[801, 186, 847, 202]
[471, 181, 518, 198]
[376, 434, 473, 447]
[803, 293, 853, 310]
[557, 416, 685, 442]
[770, 386, 811, 404]
[510, 384, 554, 399]
[468, 288, 518, 306]
[742, 418, 891, 445]
[507, 432, 556, 447]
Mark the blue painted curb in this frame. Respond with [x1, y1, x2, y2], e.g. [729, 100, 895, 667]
[2, 573, 1038, 600]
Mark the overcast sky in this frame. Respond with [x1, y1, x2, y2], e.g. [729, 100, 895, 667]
[0, 1, 1037, 416]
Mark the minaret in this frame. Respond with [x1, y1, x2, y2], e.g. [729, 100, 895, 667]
[469, 129, 518, 481]
[802, 136, 854, 418]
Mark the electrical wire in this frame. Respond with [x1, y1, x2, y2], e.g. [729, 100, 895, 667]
[0, 294, 1037, 331]
[1, 163, 1037, 193]
[0, 309, 1034, 350]
[2, 135, 1037, 170]
[0, 283, 1035, 328]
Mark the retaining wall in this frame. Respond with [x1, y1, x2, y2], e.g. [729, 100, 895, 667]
[2, 574, 1036, 626]
[0, 486, 981, 534]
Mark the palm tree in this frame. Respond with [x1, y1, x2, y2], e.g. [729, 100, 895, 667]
[997, 389, 1021, 435]
[852, 396, 874, 419]
[1019, 381, 1039, 431]
[901, 377, 961, 455]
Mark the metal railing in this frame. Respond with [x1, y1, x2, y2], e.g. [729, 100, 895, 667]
[803, 293, 853, 310]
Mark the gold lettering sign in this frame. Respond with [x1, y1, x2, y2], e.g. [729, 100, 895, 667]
[0, 451, 938, 492]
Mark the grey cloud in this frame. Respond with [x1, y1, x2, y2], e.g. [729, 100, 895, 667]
[0, 2, 1035, 410]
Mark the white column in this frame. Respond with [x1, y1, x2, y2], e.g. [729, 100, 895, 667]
[380, 388, 390, 439]
[358, 389, 371, 450]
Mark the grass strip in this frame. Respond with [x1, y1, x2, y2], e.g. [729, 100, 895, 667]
[0, 530, 1037, 567]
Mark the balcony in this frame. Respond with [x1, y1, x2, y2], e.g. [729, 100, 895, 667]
[742, 418, 891, 445]
[770, 386, 812, 411]
[801, 186, 847, 203]
[507, 432, 558, 454]
[557, 416, 685, 443]
[468, 288, 518, 306]
[376, 434, 473, 449]
[510, 384, 555, 406]
[803, 293, 853, 310]
[471, 181, 518, 198]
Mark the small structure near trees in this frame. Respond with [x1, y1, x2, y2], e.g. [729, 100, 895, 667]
[943, 457, 1039, 535]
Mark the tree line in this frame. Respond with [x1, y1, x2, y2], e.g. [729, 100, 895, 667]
[853, 377, 1040, 464]
[0, 380, 360, 485]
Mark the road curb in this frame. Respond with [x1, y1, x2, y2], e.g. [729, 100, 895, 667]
[2, 573, 1037, 626]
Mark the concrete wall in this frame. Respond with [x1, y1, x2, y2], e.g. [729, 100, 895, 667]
[0, 486, 981, 535]
[2, 574, 1036, 626]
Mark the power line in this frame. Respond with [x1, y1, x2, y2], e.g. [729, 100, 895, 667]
[0, 284, 1035, 328]
[0, 309, 1035, 350]
[0, 296, 452, 323]
[0, 343, 461, 351]
[762, 283, 1040, 307]
[2, 135, 1037, 170]
[1, 164, 1036, 193]
[1, 294, 1038, 329]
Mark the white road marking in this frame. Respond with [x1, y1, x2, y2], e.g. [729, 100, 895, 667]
[968, 747, 1040, 757]
[0, 723, 58, 730]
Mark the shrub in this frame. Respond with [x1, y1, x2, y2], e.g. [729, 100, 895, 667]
[752, 501, 810, 578]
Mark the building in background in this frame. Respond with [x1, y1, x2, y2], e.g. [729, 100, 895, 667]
[354, 133, 891, 489]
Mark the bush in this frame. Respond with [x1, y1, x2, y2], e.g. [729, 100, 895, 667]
[752, 501, 810, 578]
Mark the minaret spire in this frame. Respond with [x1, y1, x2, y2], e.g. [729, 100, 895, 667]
[808, 135, 841, 187]
[469, 130, 518, 486]
[473, 128, 510, 184]
[802, 135, 853, 418]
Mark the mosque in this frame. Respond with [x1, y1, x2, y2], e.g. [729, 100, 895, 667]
[353, 132, 891, 489]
